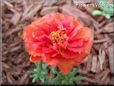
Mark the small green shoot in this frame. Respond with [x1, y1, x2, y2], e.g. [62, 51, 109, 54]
[92, 0, 114, 19]
[28, 62, 48, 83]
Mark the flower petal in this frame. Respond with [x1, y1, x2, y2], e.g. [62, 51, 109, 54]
[57, 58, 75, 75]
[30, 55, 41, 62]
[75, 27, 93, 54]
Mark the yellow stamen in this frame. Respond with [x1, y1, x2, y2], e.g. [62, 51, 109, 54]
[49, 30, 67, 43]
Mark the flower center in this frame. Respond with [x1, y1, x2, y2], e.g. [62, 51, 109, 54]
[49, 30, 67, 43]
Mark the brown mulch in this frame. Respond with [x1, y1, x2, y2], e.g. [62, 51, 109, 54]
[1, 0, 114, 85]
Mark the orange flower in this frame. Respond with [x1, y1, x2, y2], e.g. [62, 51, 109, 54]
[23, 13, 93, 75]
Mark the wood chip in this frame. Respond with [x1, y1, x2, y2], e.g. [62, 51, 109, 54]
[66, 0, 73, 5]
[103, 23, 114, 33]
[110, 77, 114, 85]
[43, 0, 57, 6]
[96, 70, 107, 80]
[95, 20, 112, 34]
[101, 69, 110, 82]
[94, 38, 110, 44]
[93, 44, 101, 51]
[3, 0, 16, 13]
[4, 0, 23, 3]
[24, 78, 29, 84]
[10, 46, 21, 52]
[84, 6, 97, 15]
[91, 55, 97, 73]
[56, 0, 66, 5]
[6, 73, 15, 84]
[99, 20, 106, 28]
[16, 57, 23, 64]
[92, 20, 100, 31]
[79, 69, 88, 75]
[85, 77, 96, 83]
[22, 4, 42, 20]
[10, 41, 21, 48]
[2, 62, 10, 69]
[103, 42, 108, 49]
[97, 16, 105, 23]
[19, 73, 28, 84]
[6, 27, 23, 37]
[10, 12, 22, 25]
[22, 0, 28, 10]
[86, 54, 92, 71]
[96, 62, 101, 73]
[104, 77, 110, 84]
[40, 6, 58, 16]
[3, 0, 13, 8]
[108, 44, 114, 74]
[98, 49, 105, 70]
[61, 5, 92, 26]
[22, 4, 33, 19]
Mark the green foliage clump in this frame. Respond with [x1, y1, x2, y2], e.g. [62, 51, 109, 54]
[28, 61, 84, 85]
[93, 0, 114, 19]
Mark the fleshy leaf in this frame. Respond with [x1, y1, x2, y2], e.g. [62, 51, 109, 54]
[92, 10, 104, 16]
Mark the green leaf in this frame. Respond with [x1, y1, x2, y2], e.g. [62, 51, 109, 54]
[32, 75, 38, 83]
[39, 75, 45, 83]
[49, 68, 84, 84]
[29, 62, 84, 84]
[92, 10, 104, 16]
[92, 0, 114, 19]
[61, 80, 67, 84]
[50, 67, 58, 74]
[73, 76, 85, 81]
[71, 68, 79, 75]
[29, 61, 49, 83]
[103, 14, 111, 19]
[42, 63, 47, 69]
[51, 77, 62, 84]
[92, 10, 112, 19]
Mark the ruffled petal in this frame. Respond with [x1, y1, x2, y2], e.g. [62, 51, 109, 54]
[30, 55, 41, 62]
[59, 49, 77, 59]
[57, 58, 75, 75]
[75, 27, 93, 54]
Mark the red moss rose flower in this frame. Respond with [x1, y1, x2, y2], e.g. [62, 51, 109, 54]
[23, 13, 93, 74]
